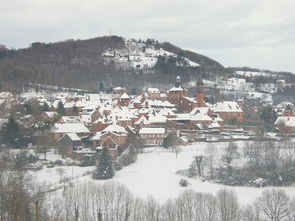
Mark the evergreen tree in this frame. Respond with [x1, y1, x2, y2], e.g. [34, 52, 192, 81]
[23, 102, 33, 114]
[163, 131, 177, 148]
[72, 105, 79, 115]
[93, 147, 115, 180]
[42, 102, 50, 111]
[57, 101, 65, 115]
[261, 106, 277, 125]
[0, 116, 22, 147]
[99, 82, 105, 91]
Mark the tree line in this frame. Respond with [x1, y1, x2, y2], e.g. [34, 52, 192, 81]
[1, 166, 295, 221]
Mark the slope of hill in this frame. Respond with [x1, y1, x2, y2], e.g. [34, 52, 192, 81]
[228, 66, 295, 81]
[0, 36, 229, 92]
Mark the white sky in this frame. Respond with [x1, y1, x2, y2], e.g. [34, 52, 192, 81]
[1, 0, 295, 72]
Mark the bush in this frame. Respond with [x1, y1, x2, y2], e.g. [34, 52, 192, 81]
[179, 179, 189, 187]
[79, 154, 96, 167]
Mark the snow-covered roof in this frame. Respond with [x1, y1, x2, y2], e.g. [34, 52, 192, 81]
[114, 86, 125, 90]
[138, 108, 151, 114]
[208, 122, 221, 129]
[182, 96, 198, 104]
[160, 93, 167, 98]
[64, 101, 76, 109]
[53, 123, 90, 134]
[148, 114, 167, 124]
[102, 124, 127, 134]
[106, 106, 138, 124]
[168, 87, 186, 92]
[120, 93, 130, 99]
[190, 107, 210, 115]
[162, 100, 174, 107]
[92, 132, 102, 140]
[81, 103, 99, 111]
[139, 127, 165, 134]
[134, 116, 150, 125]
[191, 113, 212, 122]
[274, 116, 295, 127]
[80, 114, 92, 123]
[66, 133, 81, 141]
[213, 101, 243, 113]
[148, 88, 160, 93]
[173, 114, 191, 121]
[45, 111, 58, 118]
[117, 115, 132, 121]
[158, 109, 175, 116]
[61, 116, 82, 123]
[141, 99, 174, 108]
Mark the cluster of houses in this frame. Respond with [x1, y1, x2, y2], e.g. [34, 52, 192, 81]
[2, 76, 295, 160]
[32, 76, 246, 159]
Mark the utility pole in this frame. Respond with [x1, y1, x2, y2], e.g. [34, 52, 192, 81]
[35, 201, 40, 221]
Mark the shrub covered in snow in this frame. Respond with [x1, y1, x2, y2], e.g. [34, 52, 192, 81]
[79, 154, 96, 167]
[179, 179, 189, 187]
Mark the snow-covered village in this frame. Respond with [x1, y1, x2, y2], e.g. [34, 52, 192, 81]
[2, 66, 295, 219]
[2, 1, 295, 220]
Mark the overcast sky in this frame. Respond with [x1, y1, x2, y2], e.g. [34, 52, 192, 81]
[1, 0, 295, 72]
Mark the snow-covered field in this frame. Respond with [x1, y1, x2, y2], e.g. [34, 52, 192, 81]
[36, 142, 295, 206]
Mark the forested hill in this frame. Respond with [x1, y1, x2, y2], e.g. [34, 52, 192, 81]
[0, 35, 229, 92]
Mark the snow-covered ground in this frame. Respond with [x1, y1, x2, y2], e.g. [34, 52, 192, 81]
[36, 142, 295, 206]
[235, 70, 276, 78]
[102, 39, 199, 70]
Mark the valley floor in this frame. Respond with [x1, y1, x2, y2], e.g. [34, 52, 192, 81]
[33, 141, 295, 206]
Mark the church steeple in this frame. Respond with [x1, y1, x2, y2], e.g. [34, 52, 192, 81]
[175, 76, 181, 87]
[196, 77, 205, 107]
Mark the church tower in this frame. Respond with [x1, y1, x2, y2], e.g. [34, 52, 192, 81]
[175, 76, 181, 87]
[196, 78, 205, 107]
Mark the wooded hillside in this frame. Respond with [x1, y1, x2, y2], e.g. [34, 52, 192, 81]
[0, 35, 229, 92]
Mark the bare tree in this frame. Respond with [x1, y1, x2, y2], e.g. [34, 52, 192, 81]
[241, 205, 261, 221]
[195, 155, 206, 177]
[216, 189, 240, 221]
[255, 189, 291, 221]
[205, 145, 217, 179]
[222, 143, 240, 165]
[243, 142, 263, 169]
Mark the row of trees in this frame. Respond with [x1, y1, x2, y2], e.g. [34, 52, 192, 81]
[0, 169, 44, 221]
[188, 141, 295, 187]
[1, 170, 294, 221]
